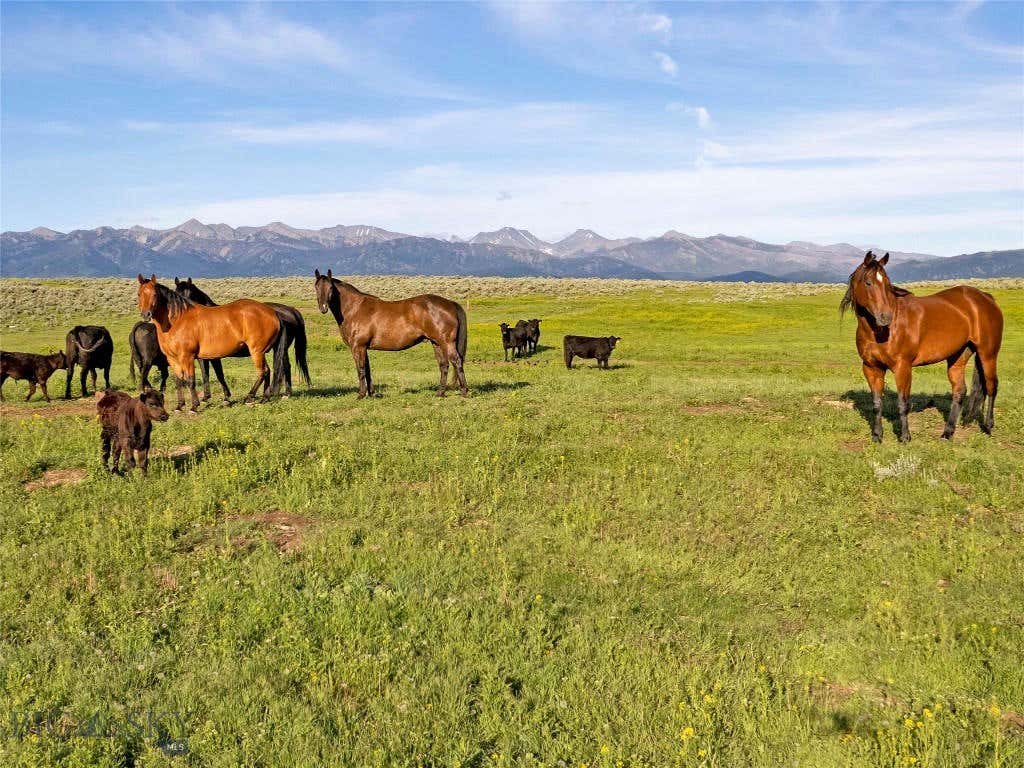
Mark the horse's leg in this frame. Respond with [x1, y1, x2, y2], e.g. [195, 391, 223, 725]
[364, 353, 374, 397]
[200, 360, 211, 401]
[433, 343, 449, 397]
[942, 350, 970, 439]
[183, 358, 200, 413]
[892, 362, 913, 443]
[210, 360, 231, 404]
[443, 340, 468, 397]
[977, 353, 999, 435]
[244, 352, 269, 404]
[862, 364, 886, 443]
[351, 346, 369, 399]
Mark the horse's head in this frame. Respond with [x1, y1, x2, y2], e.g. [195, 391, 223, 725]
[314, 268, 337, 314]
[174, 276, 210, 305]
[137, 274, 160, 321]
[842, 252, 895, 327]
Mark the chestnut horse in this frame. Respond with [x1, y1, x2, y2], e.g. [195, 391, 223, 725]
[137, 275, 287, 412]
[841, 252, 1003, 443]
[313, 269, 468, 398]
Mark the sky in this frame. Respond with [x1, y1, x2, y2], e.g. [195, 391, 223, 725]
[1, 1, 1022, 255]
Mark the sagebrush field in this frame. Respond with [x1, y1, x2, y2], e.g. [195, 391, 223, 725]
[0, 277, 1021, 768]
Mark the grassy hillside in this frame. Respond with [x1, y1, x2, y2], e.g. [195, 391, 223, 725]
[1, 277, 1021, 767]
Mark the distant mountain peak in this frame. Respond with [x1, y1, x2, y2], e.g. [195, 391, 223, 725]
[29, 226, 62, 239]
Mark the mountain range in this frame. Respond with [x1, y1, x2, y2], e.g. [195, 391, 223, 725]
[2, 220, 1021, 282]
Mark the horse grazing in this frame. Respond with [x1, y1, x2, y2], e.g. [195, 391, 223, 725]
[137, 275, 288, 412]
[313, 268, 468, 397]
[174, 277, 310, 398]
[841, 251, 1003, 443]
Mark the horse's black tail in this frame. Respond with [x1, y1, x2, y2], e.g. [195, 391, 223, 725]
[270, 322, 291, 397]
[455, 302, 468, 361]
[127, 330, 138, 384]
[961, 354, 986, 426]
[292, 313, 311, 387]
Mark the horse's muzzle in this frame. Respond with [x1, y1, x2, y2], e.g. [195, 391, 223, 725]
[319, 304, 328, 314]
[140, 310, 152, 321]
[876, 312, 892, 327]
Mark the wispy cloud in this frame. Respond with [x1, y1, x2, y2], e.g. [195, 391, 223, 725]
[3, 6, 463, 99]
[668, 102, 711, 129]
[653, 52, 678, 78]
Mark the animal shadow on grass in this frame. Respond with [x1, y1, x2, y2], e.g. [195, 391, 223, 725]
[293, 385, 362, 399]
[166, 440, 248, 474]
[842, 390, 954, 435]
[401, 380, 530, 395]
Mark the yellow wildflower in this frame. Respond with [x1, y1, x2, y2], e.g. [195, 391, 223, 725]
[988, 703, 1001, 718]
[680, 726, 695, 741]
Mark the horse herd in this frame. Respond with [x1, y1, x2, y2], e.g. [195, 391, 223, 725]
[0, 253, 1007, 474]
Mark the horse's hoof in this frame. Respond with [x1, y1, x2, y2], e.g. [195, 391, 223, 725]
[223, 399, 233, 407]
[981, 423, 993, 435]
[436, 390, 446, 398]
[459, 390, 469, 398]
[898, 435, 911, 444]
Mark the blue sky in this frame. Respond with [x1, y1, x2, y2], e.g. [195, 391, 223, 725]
[1, 1, 1021, 255]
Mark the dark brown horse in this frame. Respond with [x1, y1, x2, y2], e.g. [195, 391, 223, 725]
[137, 275, 287, 412]
[841, 251, 1003, 442]
[313, 269, 468, 397]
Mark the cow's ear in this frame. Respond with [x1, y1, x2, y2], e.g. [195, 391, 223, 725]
[314, 268, 321, 279]
[878, 253, 889, 266]
[138, 273, 146, 284]
[862, 251, 875, 265]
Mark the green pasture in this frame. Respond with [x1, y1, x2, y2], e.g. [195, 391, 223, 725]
[0, 277, 1021, 767]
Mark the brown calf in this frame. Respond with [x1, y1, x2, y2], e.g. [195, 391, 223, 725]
[0, 350, 67, 401]
[97, 389, 169, 474]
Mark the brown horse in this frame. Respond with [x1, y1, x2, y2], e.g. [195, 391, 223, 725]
[313, 269, 468, 397]
[841, 252, 1003, 442]
[137, 275, 287, 412]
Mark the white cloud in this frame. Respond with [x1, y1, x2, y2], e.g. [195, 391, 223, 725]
[653, 52, 678, 77]
[667, 102, 712, 129]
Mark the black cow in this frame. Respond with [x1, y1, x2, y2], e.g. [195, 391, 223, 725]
[128, 321, 168, 392]
[64, 326, 114, 398]
[525, 319, 541, 353]
[0, 350, 67, 401]
[97, 388, 169, 475]
[500, 322, 530, 361]
[563, 335, 621, 369]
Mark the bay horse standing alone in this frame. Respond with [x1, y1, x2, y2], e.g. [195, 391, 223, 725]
[314, 269, 468, 397]
[137, 275, 288, 412]
[841, 251, 1003, 442]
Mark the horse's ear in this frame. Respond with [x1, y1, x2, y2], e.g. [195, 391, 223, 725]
[138, 274, 146, 284]
[150, 274, 156, 283]
[174, 277, 180, 286]
[187, 277, 193, 285]
[327, 268, 333, 279]
[862, 251, 875, 265]
[314, 268, 321, 279]
[879, 253, 889, 266]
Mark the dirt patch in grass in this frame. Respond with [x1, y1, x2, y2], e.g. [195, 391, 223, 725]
[1003, 710, 1024, 732]
[840, 438, 869, 453]
[815, 396, 854, 410]
[1, 401, 97, 420]
[23, 468, 88, 491]
[230, 510, 317, 553]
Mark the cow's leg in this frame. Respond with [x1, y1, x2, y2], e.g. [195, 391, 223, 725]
[101, 432, 112, 471]
[26, 381, 37, 401]
[942, 350, 970, 439]
[893, 361, 913, 443]
[158, 364, 168, 392]
[0, 375, 6, 400]
[111, 440, 123, 474]
[64, 362, 75, 399]
[40, 380, 51, 402]
[862, 363, 886, 443]
[137, 448, 149, 476]
[123, 441, 136, 471]
[80, 366, 89, 397]
[103, 365, 111, 390]
[90, 368, 97, 391]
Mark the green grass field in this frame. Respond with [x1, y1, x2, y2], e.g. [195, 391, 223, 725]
[1, 277, 1021, 768]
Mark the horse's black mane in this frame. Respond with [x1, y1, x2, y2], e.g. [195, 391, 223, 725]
[155, 281, 197, 320]
[178, 280, 216, 306]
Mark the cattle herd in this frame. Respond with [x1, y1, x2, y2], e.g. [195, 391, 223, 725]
[0, 272, 620, 475]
